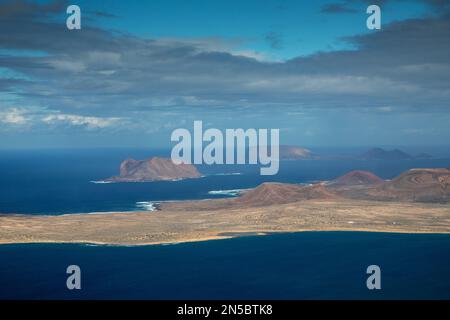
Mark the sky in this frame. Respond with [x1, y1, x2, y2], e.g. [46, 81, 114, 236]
[0, 0, 449, 148]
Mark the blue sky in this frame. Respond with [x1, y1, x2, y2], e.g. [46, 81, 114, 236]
[73, 0, 429, 60]
[0, 0, 449, 148]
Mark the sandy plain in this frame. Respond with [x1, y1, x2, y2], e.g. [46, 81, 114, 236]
[1, 198, 449, 245]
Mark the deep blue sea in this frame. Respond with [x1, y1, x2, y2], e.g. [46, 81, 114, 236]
[0, 232, 449, 299]
[0, 148, 449, 299]
[0, 147, 449, 214]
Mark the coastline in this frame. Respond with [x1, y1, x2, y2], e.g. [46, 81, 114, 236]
[1, 199, 449, 246]
[1, 228, 450, 247]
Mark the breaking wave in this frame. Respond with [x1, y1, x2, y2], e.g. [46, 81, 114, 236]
[212, 172, 242, 176]
[90, 180, 113, 184]
[135, 201, 159, 211]
[207, 188, 247, 197]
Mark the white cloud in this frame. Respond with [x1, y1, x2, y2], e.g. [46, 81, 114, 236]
[42, 114, 120, 129]
[155, 37, 271, 61]
[46, 59, 86, 73]
[245, 75, 418, 95]
[0, 108, 28, 125]
[228, 50, 270, 62]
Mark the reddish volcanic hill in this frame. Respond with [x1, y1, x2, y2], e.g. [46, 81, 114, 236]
[106, 157, 201, 182]
[378, 168, 450, 202]
[333, 168, 450, 203]
[390, 168, 450, 188]
[236, 168, 450, 206]
[161, 167, 450, 213]
[328, 170, 384, 187]
[235, 182, 338, 206]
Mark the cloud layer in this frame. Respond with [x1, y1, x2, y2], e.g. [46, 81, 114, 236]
[0, 0, 449, 146]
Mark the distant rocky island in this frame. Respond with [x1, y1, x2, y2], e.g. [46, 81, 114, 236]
[279, 145, 314, 160]
[105, 157, 202, 182]
[247, 145, 314, 160]
[359, 148, 432, 160]
[278, 146, 433, 161]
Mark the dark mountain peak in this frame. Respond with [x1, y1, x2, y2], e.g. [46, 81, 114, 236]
[360, 148, 413, 160]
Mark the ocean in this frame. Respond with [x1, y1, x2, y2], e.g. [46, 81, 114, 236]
[0, 232, 449, 299]
[1, 147, 450, 215]
[0, 148, 449, 299]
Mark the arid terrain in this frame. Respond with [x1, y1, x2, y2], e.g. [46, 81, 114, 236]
[1, 168, 449, 246]
[0, 199, 449, 246]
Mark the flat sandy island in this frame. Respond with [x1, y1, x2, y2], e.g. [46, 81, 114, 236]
[1, 199, 449, 246]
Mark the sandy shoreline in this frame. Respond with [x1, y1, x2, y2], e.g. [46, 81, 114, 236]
[0, 229, 449, 247]
[1, 199, 449, 246]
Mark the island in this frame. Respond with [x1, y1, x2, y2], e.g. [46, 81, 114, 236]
[359, 148, 413, 160]
[279, 145, 315, 160]
[105, 157, 202, 182]
[0, 168, 449, 246]
[358, 147, 433, 160]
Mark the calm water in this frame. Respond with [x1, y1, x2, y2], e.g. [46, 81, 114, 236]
[1, 148, 449, 214]
[0, 232, 449, 299]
